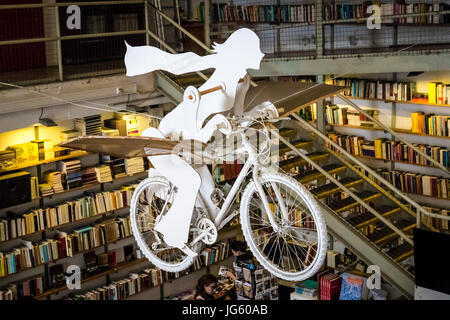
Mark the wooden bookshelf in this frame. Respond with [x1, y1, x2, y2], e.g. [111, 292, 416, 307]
[0, 235, 135, 281]
[331, 124, 450, 140]
[0, 206, 130, 245]
[402, 191, 450, 202]
[41, 170, 147, 199]
[34, 258, 150, 299]
[121, 252, 235, 300]
[342, 153, 449, 170]
[337, 95, 450, 108]
[0, 151, 90, 174]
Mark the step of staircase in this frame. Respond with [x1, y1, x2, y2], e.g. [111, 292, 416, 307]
[368, 220, 416, 245]
[387, 243, 414, 262]
[311, 177, 364, 198]
[328, 191, 382, 214]
[277, 140, 312, 155]
[279, 127, 297, 138]
[347, 206, 401, 228]
[279, 152, 329, 170]
[295, 164, 347, 184]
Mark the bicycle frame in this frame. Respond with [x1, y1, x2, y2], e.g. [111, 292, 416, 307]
[202, 129, 285, 233]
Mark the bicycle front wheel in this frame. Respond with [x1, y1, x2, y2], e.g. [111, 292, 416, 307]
[240, 173, 327, 281]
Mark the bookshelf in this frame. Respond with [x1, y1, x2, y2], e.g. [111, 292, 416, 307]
[345, 96, 450, 109]
[331, 124, 450, 141]
[0, 150, 90, 174]
[34, 258, 150, 300]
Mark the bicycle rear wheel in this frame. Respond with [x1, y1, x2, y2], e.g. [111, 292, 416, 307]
[130, 176, 203, 272]
[240, 173, 327, 281]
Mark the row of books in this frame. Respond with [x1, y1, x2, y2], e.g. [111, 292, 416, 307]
[366, 168, 449, 199]
[64, 268, 161, 300]
[0, 275, 45, 300]
[410, 112, 450, 137]
[62, 239, 235, 300]
[200, 241, 231, 266]
[267, 203, 315, 229]
[327, 132, 449, 168]
[296, 104, 318, 122]
[0, 217, 132, 278]
[323, 2, 449, 24]
[39, 158, 144, 196]
[416, 205, 449, 231]
[209, 4, 316, 24]
[0, 245, 137, 299]
[325, 105, 379, 127]
[428, 82, 450, 105]
[331, 78, 416, 102]
[0, 185, 137, 242]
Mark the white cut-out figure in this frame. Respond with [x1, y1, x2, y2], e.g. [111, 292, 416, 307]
[124, 28, 264, 254]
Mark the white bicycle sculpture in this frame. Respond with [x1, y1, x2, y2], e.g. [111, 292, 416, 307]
[130, 107, 327, 281]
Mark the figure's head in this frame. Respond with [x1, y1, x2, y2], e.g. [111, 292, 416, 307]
[212, 28, 264, 70]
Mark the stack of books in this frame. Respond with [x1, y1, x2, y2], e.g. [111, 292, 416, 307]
[60, 129, 81, 142]
[110, 158, 127, 178]
[95, 165, 113, 183]
[0, 150, 16, 169]
[124, 157, 145, 175]
[57, 159, 82, 189]
[43, 171, 64, 194]
[75, 115, 102, 136]
[81, 167, 97, 185]
[295, 280, 318, 298]
[38, 184, 53, 197]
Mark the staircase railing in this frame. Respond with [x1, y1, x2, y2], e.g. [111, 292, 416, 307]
[145, 0, 259, 88]
[290, 113, 450, 230]
[273, 129, 414, 246]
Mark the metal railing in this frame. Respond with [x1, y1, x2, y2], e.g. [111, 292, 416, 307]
[0, 1, 150, 87]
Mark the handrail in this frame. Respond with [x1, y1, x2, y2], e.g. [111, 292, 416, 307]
[272, 128, 414, 245]
[0, 1, 145, 9]
[337, 94, 450, 175]
[291, 113, 450, 228]
[144, 1, 258, 88]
